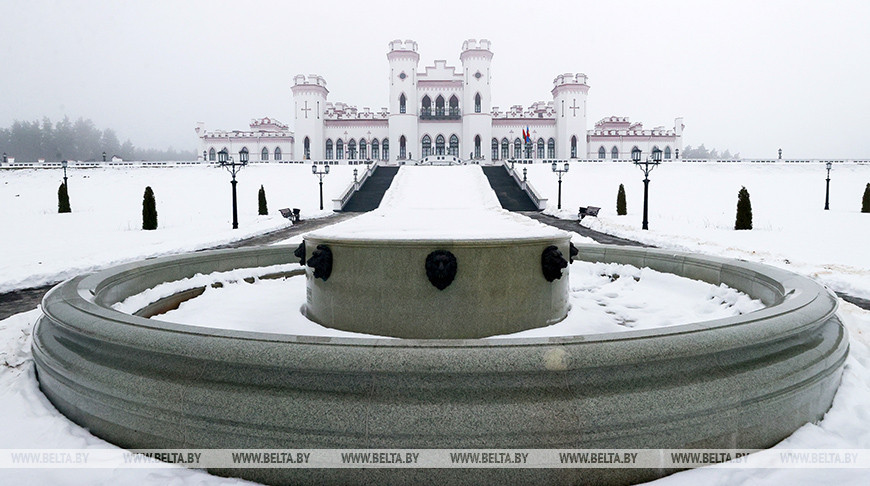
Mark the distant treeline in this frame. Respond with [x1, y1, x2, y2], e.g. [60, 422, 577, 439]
[682, 145, 740, 159]
[0, 117, 195, 162]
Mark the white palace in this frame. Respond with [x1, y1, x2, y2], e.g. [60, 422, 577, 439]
[196, 39, 684, 164]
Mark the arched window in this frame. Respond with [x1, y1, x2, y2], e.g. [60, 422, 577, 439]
[303, 137, 310, 159]
[360, 139, 367, 159]
[547, 138, 555, 159]
[275, 146, 282, 161]
[240, 147, 249, 161]
[501, 138, 509, 159]
[399, 135, 406, 159]
[399, 94, 406, 114]
[435, 134, 445, 155]
[664, 146, 672, 159]
[326, 139, 333, 159]
[474, 93, 481, 113]
[449, 135, 459, 156]
[262, 147, 269, 161]
[631, 146, 641, 160]
[372, 139, 379, 160]
[611, 146, 619, 160]
[514, 138, 522, 158]
[382, 138, 389, 160]
[474, 135, 481, 158]
[571, 136, 578, 158]
[449, 95, 459, 117]
[348, 139, 357, 160]
[492, 138, 499, 160]
[435, 95, 445, 116]
[421, 135, 431, 157]
[208, 148, 216, 161]
[598, 146, 606, 159]
[524, 138, 533, 158]
[336, 139, 344, 160]
[421, 95, 431, 117]
[537, 138, 545, 159]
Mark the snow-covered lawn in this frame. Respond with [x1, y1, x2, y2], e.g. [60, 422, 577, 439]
[0, 164, 355, 293]
[1, 162, 870, 485]
[533, 161, 870, 299]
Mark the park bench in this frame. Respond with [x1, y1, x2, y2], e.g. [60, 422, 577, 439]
[578, 206, 601, 221]
[279, 208, 301, 223]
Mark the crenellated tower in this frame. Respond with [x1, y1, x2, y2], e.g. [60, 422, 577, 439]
[552, 73, 589, 159]
[459, 39, 493, 160]
[387, 39, 419, 162]
[291, 74, 328, 160]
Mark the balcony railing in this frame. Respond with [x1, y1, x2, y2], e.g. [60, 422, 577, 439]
[420, 107, 461, 120]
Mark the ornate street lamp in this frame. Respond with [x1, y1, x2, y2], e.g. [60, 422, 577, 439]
[312, 163, 330, 210]
[633, 147, 661, 230]
[61, 160, 68, 188]
[551, 161, 570, 210]
[778, 148, 782, 160]
[102, 151, 106, 162]
[218, 148, 248, 229]
[2, 152, 7, 164]
[523, 167, 527, 182]
[824, 161, 832, 210]
[353, 168, 358, 184]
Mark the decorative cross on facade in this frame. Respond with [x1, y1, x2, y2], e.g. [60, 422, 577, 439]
[301, 101, 312, 119]
[570, 99, 580, 117]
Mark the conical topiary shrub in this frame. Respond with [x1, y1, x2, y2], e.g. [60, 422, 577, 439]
[616, 183, 627, 216]
[735, 186, 752, 230]
[142, 186, 157, 230]
[58, 182, 71, 213]
[862, 183, 870, 213]
[258, 184, 268, 215]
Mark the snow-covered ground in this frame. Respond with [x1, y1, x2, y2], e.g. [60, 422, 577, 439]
[0, 164, 355, 293]
[532, 161, 870, 299]
[1, 162, 870, 485]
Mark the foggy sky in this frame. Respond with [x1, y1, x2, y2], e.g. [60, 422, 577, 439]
[1, 0, 869, 158]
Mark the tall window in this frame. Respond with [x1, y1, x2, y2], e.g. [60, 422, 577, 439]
[514, 138, 522, 158]
[348, 139, 357, 160]
[303, 137, 310, 159]
[491, 138, 499, 160]
[326, 139, 333, 159]
[449, 95, 459, 117]
[474, 93, 481, 113]
[664, 146, 672, 159]
[208, 148, 216, 161]
[421, 95, 431, 117]
[524, 139, 532, 158]
[275, 147, 282, 161]
[372, 139, 379, 160]
[382, 138, 389, 160]
[399, 94, 406, 114]
[598, 146, 606, 159]
[435, 95, 445, 116]
[422, 135, 431, 157]
[449, 135, 459, 156]
[360, 139, 367, 159]
[435, 134, 445, 155]
[240, 147, 249, 161]
[570, 136, 578, 158]
[336, 139, 344, 160]
[474, 135, 481, 158]
[611, 146, 619, 159]
[537, 138, 545, 159]
[399, 135, 406, 159]
[501, 138, 509, 159]
[548, 138, 555, 159]
[262, 147, 269, 161]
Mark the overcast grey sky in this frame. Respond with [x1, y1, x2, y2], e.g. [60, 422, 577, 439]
[1, 0, 869, 158]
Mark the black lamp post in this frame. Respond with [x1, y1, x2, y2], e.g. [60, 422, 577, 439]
[824, 161, 832, 210]
[218, 148, 248, 229]
[2, 152, 6, 164]
[312, 163, 330, 210]
[353, 168, 358, 184]
[523, 167, 527, 182]
[551, 161, 569, 210]
[61, 160, 68, 188]
[778, 148, 782, 160]
[102, 151, 106, 162]
[203, 150, 207, 161]
[633, 147, 661, 230]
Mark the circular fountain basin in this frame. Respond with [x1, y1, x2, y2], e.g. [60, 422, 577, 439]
[32, 244, 848, 486]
